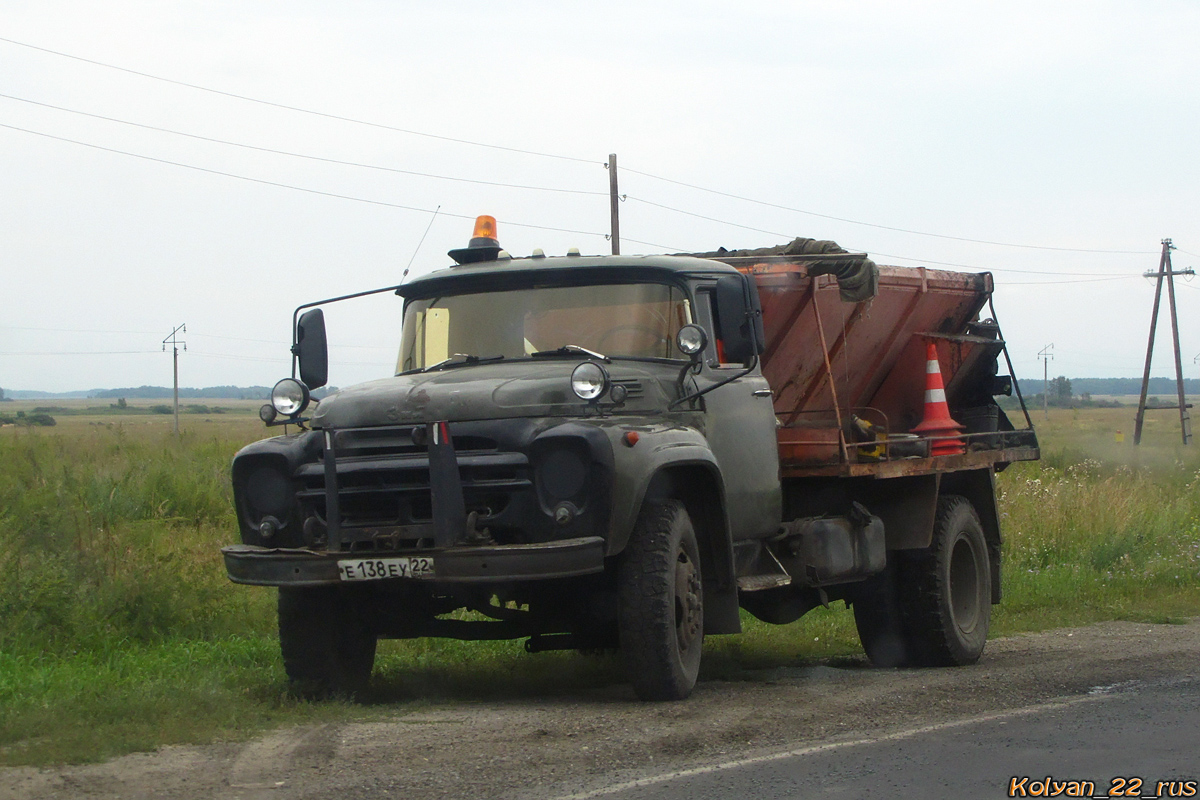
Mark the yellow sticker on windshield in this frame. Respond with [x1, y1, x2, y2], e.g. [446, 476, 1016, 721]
[424, 307, 449, 365]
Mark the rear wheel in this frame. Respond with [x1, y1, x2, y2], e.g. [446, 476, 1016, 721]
[853, 495, 991, 668]
[278, 585, 376, 697]
[900, 495, 991, 666]
[618, 500, 704, 701]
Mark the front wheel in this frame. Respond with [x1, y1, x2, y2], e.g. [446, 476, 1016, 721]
[618, 500, 704, 701]
[278, 585, 377, 697]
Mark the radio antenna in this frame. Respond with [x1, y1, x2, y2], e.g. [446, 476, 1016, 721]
[402, 205, 441, 280]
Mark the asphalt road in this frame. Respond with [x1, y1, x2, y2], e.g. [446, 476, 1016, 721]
[559, 676, 1200, 799]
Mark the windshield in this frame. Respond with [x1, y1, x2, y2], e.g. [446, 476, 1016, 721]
[397, 283, 692, 373]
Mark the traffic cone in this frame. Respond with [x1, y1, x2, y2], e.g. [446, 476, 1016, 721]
[911, 341, 965, 456]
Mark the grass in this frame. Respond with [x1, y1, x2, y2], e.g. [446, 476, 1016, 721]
[0, 406, 1198, 766]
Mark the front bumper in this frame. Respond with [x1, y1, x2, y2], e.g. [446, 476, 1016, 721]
[221, 536, 606, 587]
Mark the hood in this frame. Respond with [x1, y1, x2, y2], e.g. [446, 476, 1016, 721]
[311, 359, 678, 429]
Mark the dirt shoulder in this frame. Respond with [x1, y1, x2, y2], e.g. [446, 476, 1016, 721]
[3, 620, 1198, 800]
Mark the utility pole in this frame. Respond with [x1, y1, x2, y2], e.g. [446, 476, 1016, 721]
[1038, 343, 1053, 419]
[1134, 240, 1193, 445]
[162, 324, 186, 436]
[607, 153, 620, 255]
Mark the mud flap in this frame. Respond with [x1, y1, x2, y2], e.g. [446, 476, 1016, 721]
[704, 582, 742, 634]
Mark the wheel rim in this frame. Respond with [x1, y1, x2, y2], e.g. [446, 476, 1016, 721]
[674, 547, 702, 654]
[948, 534, 983, 635]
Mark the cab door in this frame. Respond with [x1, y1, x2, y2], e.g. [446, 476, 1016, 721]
[692, 282, 782, 542]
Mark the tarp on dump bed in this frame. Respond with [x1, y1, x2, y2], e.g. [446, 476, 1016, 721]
[685, 237, 879, 303]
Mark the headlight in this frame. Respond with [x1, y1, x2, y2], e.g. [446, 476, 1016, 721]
[271, 378, 310, 416]
[571, 362, 609, 401]
[539, 449, 588, 500]
[246, 466, 292, 519]
[676, 324, 708, 356]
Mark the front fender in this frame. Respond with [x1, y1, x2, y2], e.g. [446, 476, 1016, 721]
[597, 420, 741, 634]
[601, 421, 723, 556]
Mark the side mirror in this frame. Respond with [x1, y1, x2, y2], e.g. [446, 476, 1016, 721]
[715, 274, 765, 363]
[295, 309, 328, 390]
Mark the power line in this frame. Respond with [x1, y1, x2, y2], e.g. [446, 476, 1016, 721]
[184, 352, 289, 363]
[0, 92, 605, 197]
[0, 324, 391, 350]
[191, 333, 389, 351]
[996, 276, 1138, 286]
[0, 324, 159, 335]
[0, 36, 597, 165]
[0, 121, 607, 239]
[0, 350, 161, 355]
[622, 165, 1156, 255]
[0, 348, 386, 366]
[0, 38, 1164, 259]
[190, 352, 386, 367]
[2, 122, 676, 250]
[629, 195, 1140, 277]
[627, 195, 789, 239]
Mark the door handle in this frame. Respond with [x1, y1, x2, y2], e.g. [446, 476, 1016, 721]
[752, 389, 773, 397]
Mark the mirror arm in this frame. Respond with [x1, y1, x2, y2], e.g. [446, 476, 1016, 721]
[674, 356, 703, 398]
[668, 355, 759, 410]
[288, 283, 408, 377]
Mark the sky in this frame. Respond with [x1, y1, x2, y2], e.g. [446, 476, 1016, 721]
[2, 1, 1199, 393]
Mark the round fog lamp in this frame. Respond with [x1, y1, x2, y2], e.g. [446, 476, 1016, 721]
[571, 362, 609, 401]
[271, 378, 310, 416]
[676, 324, 708, 356]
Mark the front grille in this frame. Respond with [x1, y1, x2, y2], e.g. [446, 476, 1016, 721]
[295, 425, 529, 550]
[332, 426, 497, 458]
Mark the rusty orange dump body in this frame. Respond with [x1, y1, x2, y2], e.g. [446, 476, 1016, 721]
[715, 256, 1037, 478]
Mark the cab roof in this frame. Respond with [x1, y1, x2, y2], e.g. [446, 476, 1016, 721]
[397, 253, 742, 299]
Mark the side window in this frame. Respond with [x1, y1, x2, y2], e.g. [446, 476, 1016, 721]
[695, 288, 737, 367]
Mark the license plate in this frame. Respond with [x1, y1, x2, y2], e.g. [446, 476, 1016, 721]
[337, 556, 435, 581]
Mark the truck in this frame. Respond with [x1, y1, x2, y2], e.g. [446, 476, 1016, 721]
[222, 215, 1039, 700]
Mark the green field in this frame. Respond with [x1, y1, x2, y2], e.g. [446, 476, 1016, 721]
[1, 402, 1198, 766]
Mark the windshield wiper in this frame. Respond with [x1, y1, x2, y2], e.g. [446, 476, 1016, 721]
[530, 344, 610, 362]
[422, 353, 505, 372]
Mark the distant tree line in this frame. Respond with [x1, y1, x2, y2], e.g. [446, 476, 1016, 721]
[0, 410, 55, 426]
[90, 385, 274, 400]
[86, 385, 338, 400]
[1019, 377, 1198, 395]
[7, 384, 341, 401]
[999, 374, 1198, 410]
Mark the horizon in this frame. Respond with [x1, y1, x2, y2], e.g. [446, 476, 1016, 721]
[6, 375, 1199, 400]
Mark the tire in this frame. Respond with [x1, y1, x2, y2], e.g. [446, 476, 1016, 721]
[852, 561, 911, 668]
[617, 500, 704, 701]
[278, 585, 377, 698]
[899, 495, 992, 666]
